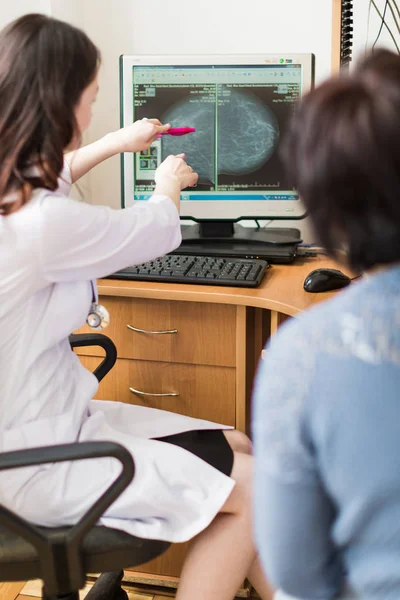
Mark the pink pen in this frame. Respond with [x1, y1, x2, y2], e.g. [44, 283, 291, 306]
[158, 127, 196, 137]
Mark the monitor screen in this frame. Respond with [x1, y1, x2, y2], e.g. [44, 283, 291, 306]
[120, 54, 314, 220]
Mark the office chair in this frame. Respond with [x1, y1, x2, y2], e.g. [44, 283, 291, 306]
[0, 333, 170, 600]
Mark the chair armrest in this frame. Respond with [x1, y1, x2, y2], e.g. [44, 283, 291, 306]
[69, 333, 117, 382]
[0, 441, 134, 595]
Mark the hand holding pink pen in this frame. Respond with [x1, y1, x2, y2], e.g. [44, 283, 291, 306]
[157, 127, 196, 138]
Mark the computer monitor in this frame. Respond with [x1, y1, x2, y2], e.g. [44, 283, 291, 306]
[120, 54, 314, 251]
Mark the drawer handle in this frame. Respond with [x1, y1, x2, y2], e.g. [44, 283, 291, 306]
[127, 324, 178, 335]
[129, 387, 179, 398]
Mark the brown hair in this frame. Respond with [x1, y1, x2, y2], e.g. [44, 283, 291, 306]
[0, 13, 100, 215]
[282, 49, 400, 272]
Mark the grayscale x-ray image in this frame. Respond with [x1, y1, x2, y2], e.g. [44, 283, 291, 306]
[218, 90, 279, 175]
[161, 101, 215, 185]
[161, 89, 280, 185]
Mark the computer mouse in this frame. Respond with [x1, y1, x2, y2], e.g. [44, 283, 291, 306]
[303, 268, 351, 293]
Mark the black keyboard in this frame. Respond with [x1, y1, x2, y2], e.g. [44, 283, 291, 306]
[108, 254, 269, 287]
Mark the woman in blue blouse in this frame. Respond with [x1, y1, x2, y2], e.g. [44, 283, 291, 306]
[253, 49, 400, 600]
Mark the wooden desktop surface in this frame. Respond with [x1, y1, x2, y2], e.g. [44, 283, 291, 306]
[98, 256, 351, 316]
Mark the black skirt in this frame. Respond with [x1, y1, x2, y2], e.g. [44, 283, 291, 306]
[153, 429, 234, 477]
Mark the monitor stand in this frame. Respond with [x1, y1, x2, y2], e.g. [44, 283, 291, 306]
[176, 221, 302, 264]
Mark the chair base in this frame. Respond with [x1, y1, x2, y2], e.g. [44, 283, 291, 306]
[43, 571, 126, 600]
[44, 593, 79, 600]
[84, 571, 126, 600]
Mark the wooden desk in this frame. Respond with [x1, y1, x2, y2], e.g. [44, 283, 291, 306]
[96, 256, 339, 316]
[75, 257, 349, 593]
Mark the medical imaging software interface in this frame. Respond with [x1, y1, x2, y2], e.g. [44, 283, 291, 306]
[132, 64, 301, 202]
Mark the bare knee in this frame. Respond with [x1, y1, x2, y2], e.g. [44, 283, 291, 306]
[224, 430, 253, 455]
[221, 452, 253, 515]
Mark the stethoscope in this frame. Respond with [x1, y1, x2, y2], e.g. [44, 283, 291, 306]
[86, 281, 110, 330]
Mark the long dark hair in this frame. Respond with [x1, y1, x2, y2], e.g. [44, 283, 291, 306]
[282, 49, 400, 272]
[0, 13, 100, 215]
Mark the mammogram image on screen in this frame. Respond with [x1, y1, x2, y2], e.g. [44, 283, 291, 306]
[161, 99, 216, 186]
[217, 87, 279, 176]
[161, 87, 280, 188]
[132, 65, 300, 193]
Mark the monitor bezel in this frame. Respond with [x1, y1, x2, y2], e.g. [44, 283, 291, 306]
[120, 53, 314, 220]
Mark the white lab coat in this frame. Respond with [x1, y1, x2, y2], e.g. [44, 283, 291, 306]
[0, 165, 234, 543]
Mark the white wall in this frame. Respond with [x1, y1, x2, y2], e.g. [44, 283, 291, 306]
[0, 0, 50, 27]
[49, 0, 82, 28]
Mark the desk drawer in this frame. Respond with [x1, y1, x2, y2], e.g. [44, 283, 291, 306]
[76, 297, 236, 367]
[80, 355, 236, 426]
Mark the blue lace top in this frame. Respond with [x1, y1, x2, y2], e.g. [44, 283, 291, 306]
[253, 265, 400, 600]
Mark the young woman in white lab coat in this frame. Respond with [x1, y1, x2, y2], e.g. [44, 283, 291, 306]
[0, 14, 272, 600]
